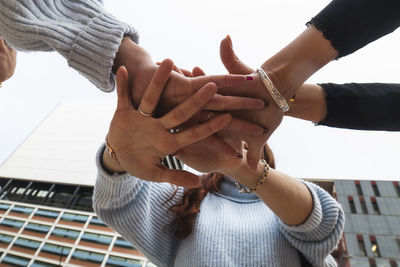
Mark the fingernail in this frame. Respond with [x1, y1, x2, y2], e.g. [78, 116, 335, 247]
[226, 35, 232, 47]
[263, 128, 269, 134]
[237, 153, 243, 159]
[246, 76, 254, 80]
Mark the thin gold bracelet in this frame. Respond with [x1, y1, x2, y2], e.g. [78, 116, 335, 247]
[105, 135, 118, 161]
[235, 159, 270, 194]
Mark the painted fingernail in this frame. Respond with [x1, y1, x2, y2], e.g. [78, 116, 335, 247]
[226, 35, 232, 47]
[237, 153, 243, 159]
[246, 76, 254, 81]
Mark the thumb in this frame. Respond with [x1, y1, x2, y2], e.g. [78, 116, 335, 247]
[155, 166, 201, 188]
[220, 35, 254, 75]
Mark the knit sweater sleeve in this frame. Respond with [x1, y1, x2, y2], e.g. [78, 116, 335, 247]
[0, 0, 139, 92]
[278, 182, 345, 267]
[93, 145, 182, 267]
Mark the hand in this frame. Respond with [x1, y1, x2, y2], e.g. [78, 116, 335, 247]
[0, 37, 17, 83]
[106, 59, 235, 187]
[113, 38, 265, 115]
[217, 36, 284, 168]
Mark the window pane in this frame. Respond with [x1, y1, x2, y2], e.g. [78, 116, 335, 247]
[0, 233, 14, 244]
[81, 232, 112, 245]
[34, 209, 59, 219]
[1, 254, 30, 266]
[107, 255, 142, 267]
[41, 243, 70, 256]
[1, 218, 24, 229]
[61, 213, 88, 223]
[90, 217, 106, 227]
[24, 223, 51, 233]
[14, 238, 41, 249]
[114, 237, 135, 249]
[0, 203, 10, 211]
[11, 206, 34, 215]
[72, 249, 104, 263]
[51, 228, 80, 239]
[31, 261, 59, 267]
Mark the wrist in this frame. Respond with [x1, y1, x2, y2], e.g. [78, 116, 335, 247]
[261, 26, 338, 100]
[101, 148, 126, 174]
[223, 159, 265, 188]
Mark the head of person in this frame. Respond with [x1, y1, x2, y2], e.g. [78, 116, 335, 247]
[0, 37, 17, 85]
[169, 144, 276, 239]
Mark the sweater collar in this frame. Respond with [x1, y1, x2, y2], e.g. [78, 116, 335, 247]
[214, 177, 261, 203]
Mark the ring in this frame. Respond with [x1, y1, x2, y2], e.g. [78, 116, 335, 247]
[207, 112, 215, 121]
[138, 107, 152, 117]
[169, 128, 182, 134]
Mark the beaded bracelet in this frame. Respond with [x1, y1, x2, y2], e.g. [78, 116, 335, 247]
[235, 159, 270, 194]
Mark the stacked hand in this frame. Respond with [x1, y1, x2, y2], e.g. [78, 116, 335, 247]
[106, 59, 262, 187]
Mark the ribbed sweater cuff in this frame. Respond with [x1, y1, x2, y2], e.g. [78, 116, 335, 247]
[94, 144, 143, 210]
[68, 13, 138, 92]
[281, 181, 322, 233]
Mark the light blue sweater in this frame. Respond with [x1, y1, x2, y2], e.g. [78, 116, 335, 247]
[94, 146, 344, 267]
[0, 0, 138, 91]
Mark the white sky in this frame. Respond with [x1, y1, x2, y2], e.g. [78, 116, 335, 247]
[0, 0, 399, 180]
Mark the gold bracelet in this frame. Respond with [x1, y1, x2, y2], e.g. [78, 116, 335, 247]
[235, 159, 270, 194]
[105, 135, 118, 161]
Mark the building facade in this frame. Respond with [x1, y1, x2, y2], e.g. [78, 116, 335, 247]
[0, 177, 156, 267]
[334, 180, 400, 267]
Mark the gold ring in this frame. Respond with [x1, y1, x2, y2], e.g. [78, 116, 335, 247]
[138, 107, 152, 117]
[207, 112, 215, 120]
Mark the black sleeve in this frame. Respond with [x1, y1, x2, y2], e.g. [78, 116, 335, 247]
[307, 0, 400, 58]
[318, 83, 400, 131]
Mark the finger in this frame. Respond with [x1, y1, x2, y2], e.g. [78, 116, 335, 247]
[154, 166, 200, 187]
[0, 38, 6, 52]
[192, 66, 206, 77]
[161, 82, 217, 129]
[191, 73, 250, 90]
[202, 135, 241, 157]
[139, 59, 174, 115]
[174, 113, 232, 148]
[115, 66, 131, 111]
[180, 68, 194, 77]
[246, 143, 262, 169]
[220, 36, 254, 74]
[203, 94, 264, 110]
[172, 64, 185, 76]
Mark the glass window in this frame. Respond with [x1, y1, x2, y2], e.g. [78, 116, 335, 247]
[89, 217, 107, 227]
[371, 182, 380, 197]
[348, 197, 356, 214]
[0, 233, 14, 244]
[357, 236, 367, 256]
[0, 218, 24, 229]
[72, 249, 104, 264]
[24, 222, 51, 234]
[370, 239, 381, 257]
[106, 255, 142, 267]
[114, 237, 135, 250]
[31, 261, 59, 267]
[41, 243, 71, 256]
[81, 232, 112, 245]
[11, 205, 34, 215]
[34, 209, 59, 219]
[371, 199, 381, 215]
[0, 203, 10, 211]
[14, 238, 41, 250]
[145, 263, 158, 267]
[355, 181, 363, 196]
[51, 227, 80, 240]
[360, 198, 368, 214]
[1, 254, 30, 266]
[60, 212, 88, 223]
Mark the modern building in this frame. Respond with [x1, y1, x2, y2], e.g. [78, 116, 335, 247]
[334, 180, 400, 267]
[0, 100, 161, 267]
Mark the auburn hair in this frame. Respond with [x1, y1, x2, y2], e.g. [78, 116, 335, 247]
[169, 144, 276, 239]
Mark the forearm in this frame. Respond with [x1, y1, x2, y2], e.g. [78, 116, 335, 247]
[223, 160, 313, 226]
[0, 0, 138, 91]
[285, 84, 327, 123]
[262, 26, 338, 100]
